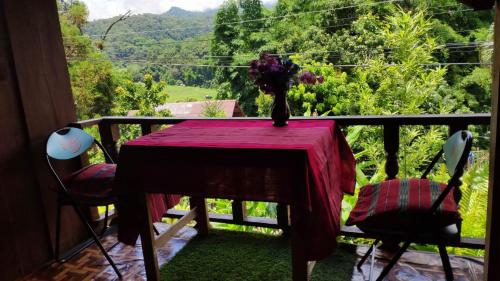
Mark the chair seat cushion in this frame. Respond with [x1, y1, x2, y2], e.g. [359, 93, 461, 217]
[346, 178, 461, 232]
[63, 163, 116, 201]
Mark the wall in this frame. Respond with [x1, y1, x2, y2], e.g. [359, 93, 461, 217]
[0, 0, 86, 279]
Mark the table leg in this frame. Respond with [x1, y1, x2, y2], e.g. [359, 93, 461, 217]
[139, 192, 160, 281]
[189, 196, 209, 236]
[290, 204, 310, 281]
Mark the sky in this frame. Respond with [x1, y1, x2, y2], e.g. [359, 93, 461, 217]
[81, 0, 278, 21]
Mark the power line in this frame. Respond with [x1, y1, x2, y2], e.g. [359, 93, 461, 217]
[64, 41, 493, 64]
[71, 0, 410, 40]
[64, 15, 489, 51]
[431, 8, 474, 16]
[66, 56, 492, 68]
[64, 20, 493, 49]
[63, 3, 486, 42]
[65, 39, 493, 65]
[79, 0, 403, 39]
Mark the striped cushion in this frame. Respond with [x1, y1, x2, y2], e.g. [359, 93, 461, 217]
[346, 179, 461, 231]
[63, 164, 116, 200]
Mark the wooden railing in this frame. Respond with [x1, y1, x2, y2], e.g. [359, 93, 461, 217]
[74, 114, 491, 249]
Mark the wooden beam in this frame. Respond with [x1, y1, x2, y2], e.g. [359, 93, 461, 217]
[189, 197, 210, 236]
[485, 1, 500, 280]
[1, 0, 85, 278]
[154, 207, 197, 248]
[277, 203, 291, 234]
[98, 122, 120, 163]
[290, 204, 310, 281]
[166, 209, 281, 229]
[231, 200, 247, 223]
[139, 192, 160, 281]
[93, 114, 491, 126]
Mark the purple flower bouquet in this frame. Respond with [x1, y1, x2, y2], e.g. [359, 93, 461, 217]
[249, 52, 323, 126]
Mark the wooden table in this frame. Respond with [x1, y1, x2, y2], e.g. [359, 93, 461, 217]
[115, 120, 356, 281]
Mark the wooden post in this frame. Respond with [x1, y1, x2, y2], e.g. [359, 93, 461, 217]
[290, 204, 310, 281]
[1, 0, 89, 277]
[277, 203, 290, 235]
[231, 200, 247, 223]
[141, 123, 159, 136]
[98, 122, 120, 163]
[139, 192, 160, 281]
[485, 1, 500, 280]
[449, 123, 468, 136]
[190, 197, 210, 236]
[384, 124, 399, 179]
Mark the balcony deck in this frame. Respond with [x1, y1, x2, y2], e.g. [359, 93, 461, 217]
[21, 223, 484, 281]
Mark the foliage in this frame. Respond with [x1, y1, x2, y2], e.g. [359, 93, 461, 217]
[211, 1, 268, 115]
[255, 92, 273, 116]
[60, 0, 494, 257]
[112, 73, 172, 141]
[164, 85, 217, 102]
[59, 1, 116, 119]
[83, 7, 216, 87]
[113, 73, 170, 116]
[201, 101, 227, 117]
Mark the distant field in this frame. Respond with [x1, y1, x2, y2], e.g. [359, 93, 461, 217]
[165, 85, 217, 102]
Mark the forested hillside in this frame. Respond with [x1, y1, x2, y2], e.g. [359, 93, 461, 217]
[85, 7, 215, 41]
[82, 7, 215, 86]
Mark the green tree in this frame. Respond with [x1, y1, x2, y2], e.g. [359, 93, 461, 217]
[67, 1, 89, 33]
[239, 0, 265, 51]
[113, 73, 171, 116]
[212, 1, 241, 102]
[59, 0, 115, 119]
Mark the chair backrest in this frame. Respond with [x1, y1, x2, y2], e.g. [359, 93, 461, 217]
[443, 130, 473, 179]
[46, 127, 94, 160]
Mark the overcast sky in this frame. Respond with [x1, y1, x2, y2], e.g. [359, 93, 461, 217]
[81, 0, 278, 21]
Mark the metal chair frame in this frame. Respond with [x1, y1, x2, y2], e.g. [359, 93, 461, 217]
[356, 130, 473, 281]
[46, 127, 122, 279]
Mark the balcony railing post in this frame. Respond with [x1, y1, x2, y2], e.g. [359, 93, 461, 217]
[189, 197, 209, 236]
[384, 124, 400, 180]
[98, 121, 120, 163]
[277, 203, 290, 234]
[231, 200, 247, 223]
[449, 123, 468, 136]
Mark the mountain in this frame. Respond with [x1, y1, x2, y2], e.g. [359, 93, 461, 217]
[164, 6, 218, 18]
[84, 7, 214, 42]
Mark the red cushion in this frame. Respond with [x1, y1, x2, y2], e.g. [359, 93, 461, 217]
[63, 164, 116, 200]
[346, 179, 461, 231]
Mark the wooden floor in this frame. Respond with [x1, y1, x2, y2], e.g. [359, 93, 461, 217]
[21, 223, 484, 281]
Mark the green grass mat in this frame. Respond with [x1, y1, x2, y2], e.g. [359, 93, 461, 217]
[160, 230, 357, 281]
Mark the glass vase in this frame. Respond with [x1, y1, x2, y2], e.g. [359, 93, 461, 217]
[271, 90, 290, 127]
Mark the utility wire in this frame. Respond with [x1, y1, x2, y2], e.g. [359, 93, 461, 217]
[64, 3, 486, 42]
[82, 0, 403, 39]
[65, 56, 492, 68]
[64, 41, 494, 63]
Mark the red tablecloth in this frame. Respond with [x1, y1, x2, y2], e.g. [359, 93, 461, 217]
[115, 120, 355, 260]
